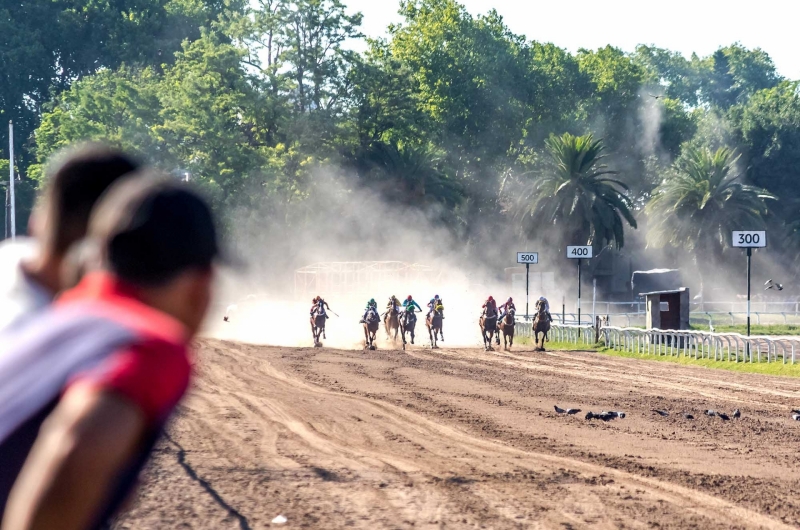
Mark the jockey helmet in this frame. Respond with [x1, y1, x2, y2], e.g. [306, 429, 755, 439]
[434, 294, 440, 299]
[369, 298, 375, 304]
[488, 295, 494, 302]
[430, 298, 435, 303]
[311, 298, 316, 303]
[508, 297, 513, 303]
[407, 295, 413, 301]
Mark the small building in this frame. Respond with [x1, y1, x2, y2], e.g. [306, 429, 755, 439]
[640, 288, 690, 330]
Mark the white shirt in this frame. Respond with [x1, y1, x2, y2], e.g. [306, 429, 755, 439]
[0, 239, 52, 333]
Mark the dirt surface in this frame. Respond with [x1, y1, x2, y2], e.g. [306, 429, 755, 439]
[113, 340, 800, 529]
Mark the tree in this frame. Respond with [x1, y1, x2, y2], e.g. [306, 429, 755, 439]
[516, 133, 637, 250]
[645, 146, 776, 284]
[354, 140, 463, 208]
[699, 45, 781, 109]
[729, 81, 800, 216]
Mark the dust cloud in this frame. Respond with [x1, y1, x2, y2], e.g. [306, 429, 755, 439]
[203, 167, 562, 348]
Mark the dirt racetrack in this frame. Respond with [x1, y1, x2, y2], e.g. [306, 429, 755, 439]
[113, 340, 800, 529]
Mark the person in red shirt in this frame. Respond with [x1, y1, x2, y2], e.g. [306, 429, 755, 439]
[0, 173, 228, 530]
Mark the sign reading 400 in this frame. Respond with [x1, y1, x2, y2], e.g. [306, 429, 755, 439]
[517, 252, 539, 264]
[566, 246, 593, 259]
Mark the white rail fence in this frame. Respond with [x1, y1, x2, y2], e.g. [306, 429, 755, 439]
[516, 322, 595, 344]
[514, 321, 799, 364]
[601, 326, 799, 364]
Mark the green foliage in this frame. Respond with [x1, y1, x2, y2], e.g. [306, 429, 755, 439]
[646, 147, 776, 258]
[517, 133, 637, 250]
[8, 0, 800, 278]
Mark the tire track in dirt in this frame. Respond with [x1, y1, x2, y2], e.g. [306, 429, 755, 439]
[114, 340, 800, 529]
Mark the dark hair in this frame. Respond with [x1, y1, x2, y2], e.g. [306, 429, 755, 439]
[89, 172, 222, 286]
[40, 143, 139, 254]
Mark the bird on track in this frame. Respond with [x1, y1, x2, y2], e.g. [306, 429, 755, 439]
[652, 409, 669, 417]
[683, 413, 694, 420]
[792, 409, 800, 415]
[792, 413, 800, 421]
[705, 410, 717, 417]
[717, 413, 730, 421]
[555, 406, 581, 415]
[733, 409, 741, 419]
[566, 408, 581, 415]
[554, 405, 566, 414]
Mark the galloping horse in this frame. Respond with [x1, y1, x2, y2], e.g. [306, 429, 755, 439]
[363, 307, 380, 350]
[479, 309, 499, 351]
[310, 306, 327, 347]
[399, 307, 418, 350]
[533, 299, 550, 351]
[426, 306, 444, 349]
[384, 306, 400, 343]
[498, 308, 515, 350]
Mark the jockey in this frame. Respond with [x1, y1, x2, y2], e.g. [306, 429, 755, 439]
[385, 295, 401, 315]
[426, 294, 444, 319]
[360, 298, 378, 323]
[498, 297, 516, 325]
[538, 296, 553, 322]
[403, 295, 422, 312]
[482, 296, 498, 317]
[310, 296, 331, 318]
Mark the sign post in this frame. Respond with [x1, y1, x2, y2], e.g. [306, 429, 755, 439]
[8, 121, 15, 240]
[567, 246, 592, 325]
[732, 231, 766, 353]
[517, 252, 538, 320]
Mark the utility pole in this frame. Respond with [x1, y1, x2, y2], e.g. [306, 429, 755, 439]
[8, 120, 15, 240]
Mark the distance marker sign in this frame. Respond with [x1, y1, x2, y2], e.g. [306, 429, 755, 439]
[567, 246, 592, 259]
[517, 252, 539, 264]
[732, 231, 767, 248]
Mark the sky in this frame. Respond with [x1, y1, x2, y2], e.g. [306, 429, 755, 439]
[344, 0, 800, 80]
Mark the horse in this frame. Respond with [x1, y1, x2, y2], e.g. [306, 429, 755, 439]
[310, 309, 326, 347]
[533, 300, 550, 351]
[498, 308, 515, 350]
[426, 307, 444, 349]
[399, 308, 418, 350]
[363, 308, 380, 350]
[384, 305, 400, 343]
[479, 310, 499, 351]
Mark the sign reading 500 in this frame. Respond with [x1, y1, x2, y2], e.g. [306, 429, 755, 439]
[517, 252, 539, 264]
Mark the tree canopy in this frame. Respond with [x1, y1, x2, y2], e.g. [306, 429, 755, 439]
[3, 0, 799, 290]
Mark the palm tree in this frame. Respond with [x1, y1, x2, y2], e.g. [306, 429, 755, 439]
[516, 132, 637, 249]
[646, 146, 776, 284]
[358, 140, 463, 208]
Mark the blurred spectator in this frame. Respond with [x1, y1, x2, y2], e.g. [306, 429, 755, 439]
[0, 143, 139, 332]
[0, 174, 223, 530]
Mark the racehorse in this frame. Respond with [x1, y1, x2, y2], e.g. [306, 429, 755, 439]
[533, 299, 550, 351]
[498, 308, 515, 350]
[426, 306, 444, 349]
[310, 307, 326, 347]
[399, 307, 418, 350]
[479, 309, 499, 351]
[363, 307, 380, 350]
[384, 306, 400, 342]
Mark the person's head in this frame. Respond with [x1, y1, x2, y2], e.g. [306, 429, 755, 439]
[407, 295, 412, 301]
[88, 173, 224, 336]
[434, 294, 440, 300]
[27, 143, 140, 292]
[488, 295, 494, 302]
[32, 143, 139, 258]
[507, 297, 513, 303]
